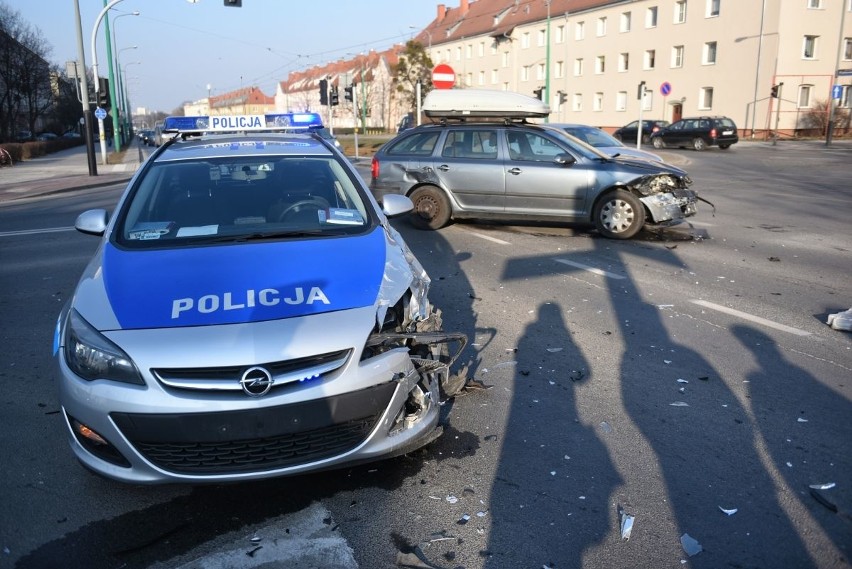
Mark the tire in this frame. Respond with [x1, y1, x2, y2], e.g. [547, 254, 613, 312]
[410, 186, 452, 230]
[652, 137, 665, 149]
[719, 144, 731, 150]
[594, 189, 645, 239]
[692, 137, 707, 151]
[641, 134, 650, 144]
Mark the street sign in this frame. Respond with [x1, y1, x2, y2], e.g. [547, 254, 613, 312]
[837, 69, 852, 76]
[660, 81, 672, 96]
[432, 64, 456, 89]
[832, 84, 843, 99]
[94, 107, 107, 120]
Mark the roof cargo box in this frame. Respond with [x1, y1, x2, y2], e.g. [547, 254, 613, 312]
[423, 89, 550, 119]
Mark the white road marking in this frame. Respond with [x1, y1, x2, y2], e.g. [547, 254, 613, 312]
[691, 299, 811, 336]
[554, 258, 626, 279]
[464, 230, 512, 245]
[0, 226, 75, 238]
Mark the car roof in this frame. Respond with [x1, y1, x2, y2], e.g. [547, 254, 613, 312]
[153, 133, 335, 162]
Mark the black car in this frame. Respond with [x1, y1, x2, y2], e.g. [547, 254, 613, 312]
[612, 120, 670, 144]
[650, 116, 738, 151]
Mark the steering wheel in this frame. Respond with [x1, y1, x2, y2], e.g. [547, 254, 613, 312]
[276, 197, 330, 222]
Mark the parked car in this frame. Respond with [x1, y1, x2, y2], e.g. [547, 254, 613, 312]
[15, 130, 33, 142]
[397, 113, 414, 133]
[547, 123, 664, 162]
[650, 116, 739, 151]
[371, 89, 699, 240]
[314, 127, 341, 149]
[63, 131, 82, 139]
[36, 132, 58, 141]
[53, 111, 466, 484]
[612, 120, 670, 144]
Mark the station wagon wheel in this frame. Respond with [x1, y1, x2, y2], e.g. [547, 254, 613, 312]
[594, 189, 645, 239]
[652, 137, 665, 149]
[692, 137, 707, 151]
[410, 186, 451, 230]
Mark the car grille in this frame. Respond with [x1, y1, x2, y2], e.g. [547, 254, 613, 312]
[112, 382, 397, 475]
[152, 349, 352, 393]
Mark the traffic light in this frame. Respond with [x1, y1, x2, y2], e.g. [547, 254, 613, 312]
[770, 84, 780, 98]
[97, 77, 110, 108]
[533, 87, 543, 100]
[319, 79, 328, 106]
[637, 80, 646, 100]
[330, 86, 339, 106]
[223, 0, 242, 6]
[344, 85, 354, 102]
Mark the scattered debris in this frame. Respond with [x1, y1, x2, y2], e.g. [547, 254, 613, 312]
[827, 308, 852, 331]
[810, 489, 838, 513]
[677, 379, 689, 384]
[697, 376, 709, 381]
[570, 370, 585, 382]
[664, 360, 672, 364]
[680, 533, 703, 557]
[600, 421, 613, 434]
[769, 256, 781, 262]
[457, 514, 471, 525]
[446, 495, 459, 504]
[670, 401, 690, 407]
[719, 506, 738, 516]
[797, 418, 809, 423]
[618, 505, 635, 541]
[809, 482, 836, 490]
[546, 347, 563, 353]
[477, 511, 487, 517]
[246, 546, 263, 558]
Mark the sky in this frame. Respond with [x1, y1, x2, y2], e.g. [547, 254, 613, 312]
[9, 0, 441, 113]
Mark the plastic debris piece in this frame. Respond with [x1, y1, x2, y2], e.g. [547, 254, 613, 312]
[719, 506, 738, 516]
[546, 347, 563, 353]
[677, 379, 689, 383]
[457, 514, 471, 525]
[600, 421, 613, 433]
[618, 505, 634, 541]
[826, 308, 852, 331]
[810, 489, 838, 513]
[797, 418, 809, 423]
[250, 536, 262, 543]
[664, 360, 672, 364]
[786, 462, 793, 467]
[809, 482, 836, 490]
[679, 387, 685, 393]
[670, 401, 690, 407]
[680, 533, 703, 556]
[550, 471, 556, 476]
[446, 495, 459, 504]
[477, 511, 487, 517]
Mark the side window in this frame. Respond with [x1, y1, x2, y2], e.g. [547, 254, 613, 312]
[506, 131, 564, 161]
[387, 132, 440, 156]
[670, 121, 684, 131]
[441, 130, 498, 159]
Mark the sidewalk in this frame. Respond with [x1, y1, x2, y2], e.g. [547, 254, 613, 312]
[0, 140, 144, 204]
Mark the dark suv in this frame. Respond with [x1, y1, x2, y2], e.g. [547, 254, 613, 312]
[370, 120, 699, 239]
[613, 120, 670, 144]
[650, 116, 738, 151]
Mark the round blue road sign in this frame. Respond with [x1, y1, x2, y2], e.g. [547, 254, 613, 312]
[660, 82, 672, 96]
[94, 107, 107, 120]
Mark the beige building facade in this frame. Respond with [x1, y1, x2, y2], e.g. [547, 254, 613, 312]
[419, 0, 852, 137]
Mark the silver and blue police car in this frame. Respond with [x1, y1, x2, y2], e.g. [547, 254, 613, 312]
[54, 113, 465, 484]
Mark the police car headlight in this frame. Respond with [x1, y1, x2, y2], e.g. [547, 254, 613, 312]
[64, 310, 144, 386]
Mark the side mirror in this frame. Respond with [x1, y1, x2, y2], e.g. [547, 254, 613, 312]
[381, 194, 414, 218]
[75, 209, 109, 236]
[554, 153, 576, 166]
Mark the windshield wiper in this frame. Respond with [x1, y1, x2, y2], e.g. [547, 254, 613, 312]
[204, 230, 327, 243]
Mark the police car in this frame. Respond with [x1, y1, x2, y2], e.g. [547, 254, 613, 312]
[54, 112, 466, 484]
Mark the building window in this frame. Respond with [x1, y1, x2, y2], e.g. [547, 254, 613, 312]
[644, 49, 656, 69]
[596, 55, 606, 74]
[616, 91, 627, 111]
[521, 66, 530, 81]
[573, 93, 583, 112]
[619, 53, 629, 72]
[466, 44, 472, 58]
[672, 45, 684, 67]
[521, 32, 530, 48]
[537, 63, 545, 80]
[675, 1, 687, 23]
[479, 42, 485, 56]
[575, 21, 585, 40]
[555, 60, 564, 78]
[798, 84, 813, 108]
[594, 92, 603, 111]
[538, 29, 546, 46]
[491, 41, 498, 55]
[478, 71, 485, 85]
[621, 11, 632, 32]
[844, 38, 852, 60]
[574, 58, 584, 76]
[465, 73, 472, 87]
[707, 0, 720, 17]
[491, 69, 498, 83]
[808, 0, 822, 7]
[703, 41, 717, 64]
[841, 85, 851, 108]
[556, 25, 565, 43]
[502, 52, 510, 67]
[803, 35, 818, 59]
[597, 16, 607, 36]
[455, 47, 462, 61]
[646, 6, 658, 27]
[699, 87, 714, 110]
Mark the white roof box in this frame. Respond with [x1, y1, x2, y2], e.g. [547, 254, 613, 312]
[423, 89, 550, 119]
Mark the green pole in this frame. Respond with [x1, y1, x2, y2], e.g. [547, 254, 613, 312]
[102, 1, 121, 152]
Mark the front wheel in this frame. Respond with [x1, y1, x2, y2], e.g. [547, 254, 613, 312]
[410, 186, 452, 230]
[652, 137, 665, 149]
[692, 137, 707, 151]
[594, 189, 645, 239]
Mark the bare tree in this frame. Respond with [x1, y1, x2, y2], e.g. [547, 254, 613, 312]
[0, 2, 55, 141]
[392, 41, 434, 115]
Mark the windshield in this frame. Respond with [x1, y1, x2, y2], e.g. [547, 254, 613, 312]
[560, 126, 623, 148]
[540, 127, 612, 160]
[115, 156, 373, 248]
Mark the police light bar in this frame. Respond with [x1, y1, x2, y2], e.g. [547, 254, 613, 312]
[163, 113, 323, 134]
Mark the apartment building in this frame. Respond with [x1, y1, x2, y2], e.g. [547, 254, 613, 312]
[418, 0, 852, 136]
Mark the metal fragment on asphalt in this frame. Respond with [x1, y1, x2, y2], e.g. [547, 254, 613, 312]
[808, 482, 836, 490]
[670, 401, 689, 407]
[680, 533, 703, 556]
[719, 506, 738, 515]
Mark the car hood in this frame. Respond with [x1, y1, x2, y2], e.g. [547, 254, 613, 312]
[601, 155, 688, 178]
[73, 228, 388, 331]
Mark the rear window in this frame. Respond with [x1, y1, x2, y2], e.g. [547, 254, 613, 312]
[715, 118, 736, 128]
[386, 131, 440, 156]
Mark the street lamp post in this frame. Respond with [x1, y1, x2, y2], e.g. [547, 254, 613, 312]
[111, 10, 139, 145]
[90, 0, 126, 164]
[122, 61, 141, 138]
[116, 45, 137, 142]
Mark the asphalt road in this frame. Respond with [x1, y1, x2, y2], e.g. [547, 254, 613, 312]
[0, 141, 850, 569]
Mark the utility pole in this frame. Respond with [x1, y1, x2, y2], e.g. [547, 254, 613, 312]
[73, 0, 97, 175]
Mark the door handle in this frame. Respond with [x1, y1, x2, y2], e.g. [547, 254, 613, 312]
[508, 167, 522, 175]
[437, 164, 450, 171]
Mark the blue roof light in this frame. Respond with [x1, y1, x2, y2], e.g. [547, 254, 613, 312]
[163, 113, 323, 134]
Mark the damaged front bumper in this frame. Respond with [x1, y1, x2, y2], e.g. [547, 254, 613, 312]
[632, 173, 699, 224]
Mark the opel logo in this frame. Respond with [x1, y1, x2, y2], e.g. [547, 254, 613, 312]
[240, 366, 274, 397]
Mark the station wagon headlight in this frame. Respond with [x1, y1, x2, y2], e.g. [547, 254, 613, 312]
[64, 310, 144, 385]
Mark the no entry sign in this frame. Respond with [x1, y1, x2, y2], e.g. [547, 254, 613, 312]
[432, 64, 456, 89]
